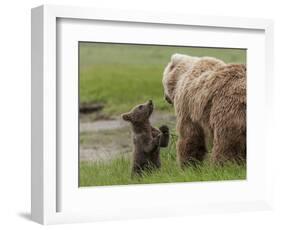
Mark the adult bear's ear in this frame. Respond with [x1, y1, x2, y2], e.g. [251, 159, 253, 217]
[121, 113, 132, 122]
[171, 53, 185, 67]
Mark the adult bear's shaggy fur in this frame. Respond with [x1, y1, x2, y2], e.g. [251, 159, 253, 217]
[162, 54, 246, 167]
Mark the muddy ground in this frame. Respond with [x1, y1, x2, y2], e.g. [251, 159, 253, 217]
[79, 111, 176, 162]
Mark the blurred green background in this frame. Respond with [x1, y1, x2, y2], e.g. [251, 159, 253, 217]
[79, 42, 246, 117]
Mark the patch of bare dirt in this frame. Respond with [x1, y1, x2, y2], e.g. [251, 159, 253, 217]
[79, 111, 176, 162]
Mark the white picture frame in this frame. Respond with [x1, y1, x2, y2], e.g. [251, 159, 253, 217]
[31, 4, 274, 225]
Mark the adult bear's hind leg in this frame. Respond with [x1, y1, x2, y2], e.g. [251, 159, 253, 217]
[212, 126, 246, 165]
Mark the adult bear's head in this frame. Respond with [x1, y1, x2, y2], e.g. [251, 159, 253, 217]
[162, 53, 225, 105]
[162, 53, 198, 105]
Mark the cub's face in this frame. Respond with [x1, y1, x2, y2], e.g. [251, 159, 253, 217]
[162, 53, 198, 105]
[122, 100, 154, 123]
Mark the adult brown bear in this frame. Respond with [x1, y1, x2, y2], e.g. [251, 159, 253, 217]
[162, 54, 246, 167]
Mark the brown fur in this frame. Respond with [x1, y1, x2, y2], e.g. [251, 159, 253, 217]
[122, 100, 170, 175]
[162, 54, 246, 167]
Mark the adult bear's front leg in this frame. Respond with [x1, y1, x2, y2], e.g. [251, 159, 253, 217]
[176, 121, 207, 168]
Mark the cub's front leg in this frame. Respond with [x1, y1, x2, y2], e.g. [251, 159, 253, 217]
[143, 134, 161, 154]
[151, 127, 160, 137]
[152, 126, 170, 147]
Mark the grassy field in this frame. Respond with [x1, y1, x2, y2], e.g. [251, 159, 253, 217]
[79, 42, 246, 116]
[80, 140, 246, 186]
[79, 43, 246, 187]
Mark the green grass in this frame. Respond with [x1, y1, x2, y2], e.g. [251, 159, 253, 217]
[79, 137, 246, 187]
[79, 149, 246, 187]
[79, 42, 246, 116]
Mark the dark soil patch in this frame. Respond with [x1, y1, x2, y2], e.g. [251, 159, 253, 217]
[80, 103, 104, 114]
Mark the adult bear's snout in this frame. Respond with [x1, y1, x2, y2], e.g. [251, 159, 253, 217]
[164, 95, 172, 104]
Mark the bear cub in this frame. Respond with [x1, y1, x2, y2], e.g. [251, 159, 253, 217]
[122, 100, 169, 175]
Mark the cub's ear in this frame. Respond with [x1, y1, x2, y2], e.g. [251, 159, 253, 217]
[121, 113, 132, 122]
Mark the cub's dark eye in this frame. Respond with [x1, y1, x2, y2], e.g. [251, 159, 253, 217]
[138, 105, 143, 109]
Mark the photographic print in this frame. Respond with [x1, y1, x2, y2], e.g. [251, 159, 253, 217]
[79, 43, 246, 187]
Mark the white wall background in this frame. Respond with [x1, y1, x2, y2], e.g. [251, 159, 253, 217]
[0, 0, 280, 229]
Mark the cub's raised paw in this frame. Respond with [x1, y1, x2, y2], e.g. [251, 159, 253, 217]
[159, 125, 169, 134]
